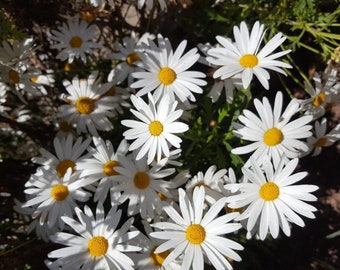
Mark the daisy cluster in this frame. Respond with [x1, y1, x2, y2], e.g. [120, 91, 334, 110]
[2, 2, 339, 270]
[0, 38, 55, 160]
[0, 38, 55, 98]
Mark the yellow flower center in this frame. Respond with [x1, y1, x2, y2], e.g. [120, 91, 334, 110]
[30, 77, 38, 83]
[126, 52, 141, 67]
[105, 86, 116, 96]
[157, 192, 167, 201]
[9, 114, 17, 121]
[64, 63, 74, 72]
[69, 36, 83, 48]
[158, 67, 176, 85]
[263, 127, 283, 146]
[103, 160, 119, 176]
[88, 236, 109, 257]
[150, 246, 170, 266]
[195, 182, 208, 189]
[186, 224, 206, 245]
[149, 120, 163, 136]
[239, 54, 259, 68]
[51, 184, 69, 201]
[312, 92, 326, 107]
[225, 206, 243, 213]
[259, 182, 280, 201]
[8, 69, 20, 84]
[75, 97, 95, 114]
[56, 159, 76, 178]
[58, 121, 72, 132]
[80, 11, 96, 23]
[313, 137, 327, 147]
[134, 172, 150, 189]
[35, 213, 49, 222]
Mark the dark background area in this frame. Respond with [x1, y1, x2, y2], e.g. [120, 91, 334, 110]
[0, 0, 339, 269]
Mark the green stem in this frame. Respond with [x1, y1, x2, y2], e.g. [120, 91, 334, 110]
[285, 52, 311, 89]
[146, 2, 157, 33]
[277, 73, 294, 99]
[0, 237, 37, 257]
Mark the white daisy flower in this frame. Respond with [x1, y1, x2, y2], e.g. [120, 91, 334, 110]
[130, 221, 182, 270]
[122, 93, 189, 164]
[77, 137, 129, 204]
[13, 198, 59, 242]
[198, 42, 243, 103]
[232, 91, 313, 167]
[102, 82, 132, 114]
[0, 37, 35, 66]
[221, 167, 246, 214]
[224, 167, 239, 185]
[208, 74, 243, 104]
[297, 71, 340, 119]
[101, 70, 132, 114]
[6, 106, 31, 123]
[325, 69, 340, 95]
[22, 168, 92, 229]
[207, 21, 292, 90]
[0, 62, 44, 96]
[77, 0, 115, 9]
[108, 32, 155, 85]
[155, 170, 191, 207]
[130, 34, 207, 106]
[47, 203, 140, 270]
[151, 148, 183, 168]
[150, 186, 244, 270]
[113, 153, 175, 219]
[30, 72, 55, 87]
[185, 165, 227, 206]
[0, 82, 9, 113]
[54, 119, 77, 139]
[58, 71, 118, 136]
[225, 157, 319, 240]
[50, 16, 102, 63]
[32, 134, 91, 178]
[304, 117, 340, 157]
[137, 0, 167, 11]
